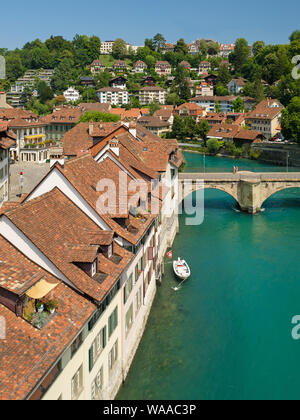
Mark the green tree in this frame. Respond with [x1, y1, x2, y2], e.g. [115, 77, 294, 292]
[174, 38, 189, 55]
[37, 81, 54, 103]
[207, 41, 219, 56]
[207, 138, 221, 154]
[166, 92, 182, 106]
[216, 84, 229, 96]
[195, 39, 208, 57]
[197, 120, 210, 144]
[171, 65, 191, 101]
[79, 111, 121, 123]
[252, 41, 265, 56]
[281, 96, 300, 142]
[232, 97, 244, 112]
[172, 115, 185, 140]
[218, 64, 231, 85]
[215, 101, 221, 113]
[50, 58, 76, 93]
[144, 38, 155, 51]
[5, 54, 24, 82]
[149, 102, 161, 115]
[112, 38, 127, 59]
[183, 116, 197, 139]
[289, 30, 300, 42]
[153, 34, 166, 52]
[230, 38, 250, 73]
[95, 70, 112, 89]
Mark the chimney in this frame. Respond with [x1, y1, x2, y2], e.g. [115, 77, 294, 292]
[109, 138, 120, 157]
[89, 121, 94, 136]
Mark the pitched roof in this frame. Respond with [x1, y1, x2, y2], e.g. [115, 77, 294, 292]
[78, 103, 111, 113]
[0, 235, 57, 295]
[4, 188, 133, 302]
[208, 124, 264, 141]
[245, 99, 283, 120]
[0, 278, 95, 400]
[60, 154, 158, 244]
[41, 108, 82, 124]
[0, 123, 16, 150]
[63, 122, 121, 157]
[138, 116, 170, 128]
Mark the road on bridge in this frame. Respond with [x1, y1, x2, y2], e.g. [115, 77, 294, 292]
[179, 172, 300, 181]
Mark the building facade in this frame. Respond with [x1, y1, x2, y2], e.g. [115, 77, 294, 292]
[139, 86, 167, 105]
[63, 87, 80, 103]
[97, 88, 129, 105]
[155, 61, 172, 76]
[0, 122, 183, 400]
[100, 41, 115, 55]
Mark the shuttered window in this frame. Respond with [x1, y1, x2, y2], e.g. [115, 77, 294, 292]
[108, 307, 118, 338]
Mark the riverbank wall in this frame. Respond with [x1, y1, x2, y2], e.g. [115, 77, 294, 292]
[252, 143, 300, 168]
[180, 143, 300, 168]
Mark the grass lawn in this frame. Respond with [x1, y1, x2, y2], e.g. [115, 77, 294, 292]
[99, 55, 133, 67]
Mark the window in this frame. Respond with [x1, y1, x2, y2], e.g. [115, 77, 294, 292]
[108, 306, 118, 338]
[135, 264, 139, 282]
[91, 260, 97, 277]
[71, 332, 83, 358]
[125, 304, 134, 337]
[123, 274, 133, 304]
[135, 287, 142, 316]
[108, 340, 118, 371]
[91, 367, 104, 400]
[89, 326, 107, 371]
[71, 365, 83, 400]
[107, 244, 113, 259]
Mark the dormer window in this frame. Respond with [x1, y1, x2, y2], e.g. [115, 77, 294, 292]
[107, 244, 113, 259]
[91, 260, 97, 277]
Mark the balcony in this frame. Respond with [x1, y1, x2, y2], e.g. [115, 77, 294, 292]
[22, 278, 59, 329]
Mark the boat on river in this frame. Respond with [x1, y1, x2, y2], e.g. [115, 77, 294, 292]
[173, 258, 191, 281]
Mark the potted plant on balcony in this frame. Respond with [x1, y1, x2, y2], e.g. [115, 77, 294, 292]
[47, 300, 58, 314]
[32, 312, 48, 329]
[36, 302, 44, 313]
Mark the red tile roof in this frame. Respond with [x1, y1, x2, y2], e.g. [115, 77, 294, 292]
[5, 188, 133, 302]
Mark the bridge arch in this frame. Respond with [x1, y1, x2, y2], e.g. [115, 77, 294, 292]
[260, 186, 300, 208]
[180, 184, 239, 205]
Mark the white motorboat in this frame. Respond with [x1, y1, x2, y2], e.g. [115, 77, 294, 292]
[173, 257, 191, 281]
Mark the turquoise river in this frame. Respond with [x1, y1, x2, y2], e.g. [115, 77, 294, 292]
[117, 153, 300, 400]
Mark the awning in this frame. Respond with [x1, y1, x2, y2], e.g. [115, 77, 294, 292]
[26, 277, 60, 299]
[25, 134, 46, 140]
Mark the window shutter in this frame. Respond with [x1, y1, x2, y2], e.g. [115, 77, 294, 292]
[135, 265, 139, 282]
[114, 307, 118, 329]
[108, 351, 112, 369]
[96, 333, 101, 352]
[89, 347, 94, 371]
[97, 370, 102, 389]
[91, 382, 96, 400]
[148, 247, 154, 260]
[141, 256, 144, 271]
[108, 315, 112, 337]
[103, 326, 107, 348]
[123, 285, 127, 304]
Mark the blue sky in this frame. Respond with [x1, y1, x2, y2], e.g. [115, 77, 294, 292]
[1, 0, 299, 49]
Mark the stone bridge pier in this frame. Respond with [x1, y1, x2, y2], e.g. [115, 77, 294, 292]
[179, 172, 300, 214]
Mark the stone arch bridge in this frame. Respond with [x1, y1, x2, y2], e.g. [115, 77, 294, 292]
[178, 172, 300, 214]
